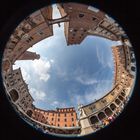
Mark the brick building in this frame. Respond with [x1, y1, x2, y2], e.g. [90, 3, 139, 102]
[3, 6, 53, 65]
[3, 68, 34, 116]
[57, 3, 125, 45]
[32, 107, 78, 128]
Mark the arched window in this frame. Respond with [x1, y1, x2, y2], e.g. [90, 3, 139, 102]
[131, 66, 135, 72]
[98, 112, 106, 120]
[90, 116, 99, 124]
[115, 99, 121, 105]
[9, 89, 19, 102]
[26, 110, 33, 117]
[110, 103, 116, 111]
[79, 13, 84, 18]
[118, 95, 124, 101]
[105, 107, 113, 117]
[121, 92, 125, 97]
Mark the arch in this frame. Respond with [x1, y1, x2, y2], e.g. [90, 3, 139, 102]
[131, 66, 135, 72]
[90, 115, 99, 124]
[121, 91, 126, 97]
[115, 98, 121, 105]
[98, 112, 106, 120]
[118, 95, 124, 101]
[9, 89, 19, 102]
[104, 107, 113, 117]
[110, 103, 117, 111]
[26, 110, 33, 117]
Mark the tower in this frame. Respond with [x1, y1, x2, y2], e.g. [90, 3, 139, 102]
[17, 51, 40, 60]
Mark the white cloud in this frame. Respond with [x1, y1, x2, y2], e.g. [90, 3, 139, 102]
[32, 58, 51, 82]
[84, 80, 113, 104]
[76, 76, 98, 85]
[95, 45, 114, 69]
[30, 88, 46, 101]
[68, 79, 113, 106]
[50, 59, 54, 63]
[52, 101, 59, 105]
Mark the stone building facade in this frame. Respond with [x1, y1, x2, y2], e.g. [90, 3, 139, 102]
[57, 3, 125, 45]
[3, 68, 34, 116]
[78, 44, 135, 135]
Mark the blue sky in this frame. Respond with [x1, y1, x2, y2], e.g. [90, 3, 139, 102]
[13, 5, 122, 111]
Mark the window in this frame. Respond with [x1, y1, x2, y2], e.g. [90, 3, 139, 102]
[58, 113, 60, 117]
[131, 66, 135, 72]
[98, 112, 106, 120]
[64, 113, 66, 117]
[65, 124, 67, 127]
[73, 33, 75, 36]
[84, 29, 87, 32]
[79, 13, 84, 18]
[118, 95, 124, 101]
[58, 118, 60, 121]
[71, 113, 73, 116]
[121, 92, 125, 97]
[90, 116, 99, 124]
[92, 17, 97, 21]
[52, 118, 54, 121]
[65, 118, 67, 122]
[110, 103, 116, 111]
[58, 124, 59, 127]
[17, 79, 20, 81]
[74, 29, 77, 32]
[115, 99, 121, 105]
[104, 107, 113, 117]
[72, 118, 74, 121]
[38, 31, 43, 35]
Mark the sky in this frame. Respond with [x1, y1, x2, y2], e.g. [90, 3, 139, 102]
[13, 5, 122, 111]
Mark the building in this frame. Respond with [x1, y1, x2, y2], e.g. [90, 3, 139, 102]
[112, 45, 134, 86]
[3, 6, 53, 64]
[78, 45, 135, 135]
[17, 51, 40, 60]
[1, 3, 136, 136]
[57, 3, 125, 45]
[3, 68, 34, 116]
[32, 107, 78, 128]
[30, 107, 81, 135]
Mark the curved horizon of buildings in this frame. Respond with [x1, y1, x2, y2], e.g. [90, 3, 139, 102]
[2, 3, 136, 136]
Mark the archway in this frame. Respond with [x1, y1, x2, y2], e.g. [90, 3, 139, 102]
[110, 103, 116, 111]
[121, 91, 126, 97]
[104, 107, 113, 117]
[90, 116, 99, 124]
[118, 95, 124, 101]
[26, 110, 33, 117]
[98, 112, 106, 120]
[115, 99, 121, 105]
[9, 89, 19, 102]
